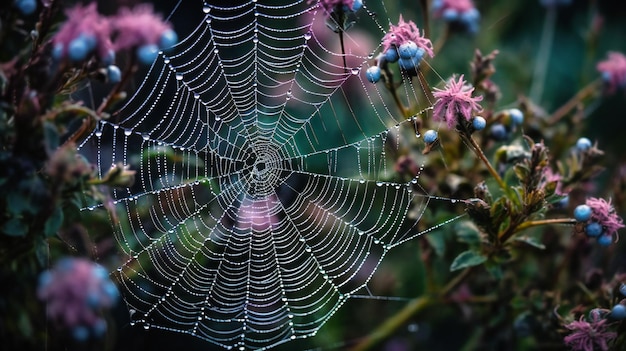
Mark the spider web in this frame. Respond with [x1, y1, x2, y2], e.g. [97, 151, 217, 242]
[78, 0, 458, 350]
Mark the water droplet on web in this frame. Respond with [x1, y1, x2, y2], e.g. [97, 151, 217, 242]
[304, 32, 312, 40]
[142, 133, 150, 141]
[305, 246, 312, 253]
[95, 130, 102, 138]
[175, 73, 184, 81]
[202, 4, 211, 13]
[113, 125, 119, 129]
[299, 237, 305, 242]
[252, 36, 259, 44]
[367, 53, 374, 59]
[359, 178, 365, 184]
[376, 181, 383, 187]
[214, 48, 219, 54]
[194, 92, 200, 99]
[124, 129, 132, 136]
[205, 17, 212, 24]
[351, 67, 360, 75]
[143, 324, 150, 330]
[117, 267, 122, 272]
[164, 57, 170, 64]
[415, 131, 421, 138]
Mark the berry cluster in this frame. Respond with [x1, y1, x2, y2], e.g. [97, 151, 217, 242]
[432, 0, 480, 34]
[37, 258, 120, 341]
[366, 16, 434, 82]
[489, 108, 524, 141]
[573, 198, 624, 246]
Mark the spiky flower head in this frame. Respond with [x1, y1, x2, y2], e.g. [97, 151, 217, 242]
[112, 4, 173, 51]
[382, 16, 434, 58]
[432, 75, 483, 128]
[596, 51, 626, 94]
[52, 3, 113, 60]
[563, 313, 616, 351]
[585, 197, 624, 240]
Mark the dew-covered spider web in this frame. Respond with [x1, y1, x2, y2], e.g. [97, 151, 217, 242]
[78, 0, 462, 350]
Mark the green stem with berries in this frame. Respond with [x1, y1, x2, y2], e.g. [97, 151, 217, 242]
[514, 218, 577, 233]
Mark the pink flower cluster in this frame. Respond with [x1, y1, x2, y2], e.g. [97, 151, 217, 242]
[111, 5, 173, 51]
[313, 0, 360, 14]
[432, 75, 483, 128]
[432, 0, 475, 15]
[586, 197, 624, 240]
[382, 16, 434, 58]
[596, 51, 626, 94]
[432, 0, 480, 33]
[37, 258, 119, 340]
[563, 313, 616, 351]
[52, 3, 113, 61]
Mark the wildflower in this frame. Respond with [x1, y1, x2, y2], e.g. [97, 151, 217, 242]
[52, 3, 113, 62]
[542, 168, 566, 196]
[313, 0, 362, 14]
[432, 75, 483, 129]
[37, 258, 120, 340]
[563, 313, 616, 351]
[382, 16, 434, 59]
[432, 0, 480, 34]
[584, 197, 624, 241]
[596, 52, 626, 94]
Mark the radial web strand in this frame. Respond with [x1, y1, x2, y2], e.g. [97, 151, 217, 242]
[77, 1, 456, 350]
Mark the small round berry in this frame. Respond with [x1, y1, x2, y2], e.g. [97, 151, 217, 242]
[423, 130, 438, 144]
[52, 43, 64, 60]
[460, 8, 480, 25]
[431, 0, 444, 11]
[398, 56, 420, 71]
[509, 108, 524, 125]
[82, 34, 97, 52]
[136, 44, 159, 65]
[92, 318, 107, 338]
[384, 48, 399, 63]
[14, 0, 37, 15]
[611, 304, 626, 320]
[442, 8, 459, 22]
[573, 204, 592, 222]
[398, 41, 418, 59]
[72, 325, 90, 341]
[414, 47, 425, 61]
[107, 65, 122, 84]
[556, 195, 569, 208]
[351, 0, 363, 11]
[102, 50, 116, 66]
[365, 66, 381, 83]
[597, 234, 613, 246]
[490, 123, 507, 141]
[68, 37, 90, 62]
[620, 283, 626, 297]
[576, 137, 592, 151]
[159, 29, 179, 49]
[585, 222, 603, 237]
[472, 116, 486, 130]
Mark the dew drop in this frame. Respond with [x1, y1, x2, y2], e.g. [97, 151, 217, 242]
[113, 125, 119, 129]
[304, 32, 312, 40]
[351, 67, 360, 75]
[305, 246, 312, 253]
[376, 181, 383, 187]
[124, 129, 132, 136]
[164, 57, 170, 64]
[415, 131, 421, 138]
[194, 92, 200, 99]
[175, 73, 184, 81]
[142, 133, 150, 141]
[252, 36, 258, 44]
[359, 178, 365, 184]
[205, 17, 212, 24]
[214, 48, 219, 54]
[143, 324, 150, 330]
[95, 130, 102, 138]
[202, 4, 211, 13]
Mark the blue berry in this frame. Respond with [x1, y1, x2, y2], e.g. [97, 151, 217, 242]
[442, 8, 459, 22]
[398, 41, 418, 59]
[556, 195, 569, 208]
[102, 50, 116, 65]
[52, 43, 64, 60]
[107, 65, 122, 84]
[68, 37, 91, 62]
[15, 0, 37, 16]
[597, 234, 613, 246]
[92, 319, 107, 338]
[384, 48, 399, 63]
[611, 304, 626, 319]
[398, 56, 421, 71]
[573, 204, 592, 222]
[620, 283, 626, 297]
[351, 0, 363, 11]
[159, 29, 179, 49]
[137, 44, 159, 65]
[38, 271, 52, 289]
[431, 0, 444, 11]
[423, 130, 438, 144]
[102, 280, 120, 302]
[576, 137, 592, 151]
[472, 116, 486, 130]
[490, 123, 507, 141]
[460, 8, 480, 26]
[72, 326, 89, 341]
[414, 47, 425, 61]
[82, 34, 97, 52]
[365, 66, 381, 83]
[509, 108, 523, 125]
[586, 222, 603, 237]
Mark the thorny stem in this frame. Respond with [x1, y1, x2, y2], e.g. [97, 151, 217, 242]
[548, 79, 601, 124]
[349, 268, 472, 351]
[514, 218, 577, 233]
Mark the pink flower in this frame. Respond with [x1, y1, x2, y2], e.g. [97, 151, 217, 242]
[597, 52, 626, 94]
[585, 197, 624, 239]
[111, 4, 172, 51]
[433, 0, 476, 15]
[563, 314, 616, 351]
[37, 258, 119, 339]
[312, 0, 359, 14]
[382, 16, 434, 58]
[543, 168, 566, 196]
[432, 75, 483, 128]
[52, 3, 113, 60]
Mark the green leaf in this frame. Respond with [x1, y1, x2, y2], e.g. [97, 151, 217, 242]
[2, 218, 28, 237]
[424, 229, 446, 257]
[450, 250, 487, 271]
[485, 261, 503, 280]
[455, 221, 481, 246]
[515, 234, 546, 250]
[44, 206, 64, 237]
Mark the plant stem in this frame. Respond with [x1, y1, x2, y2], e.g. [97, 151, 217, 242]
[529, 6, 557, 105]
[349, 268, 472, 351]
[548, 79, 601, 124]
[514, 218, 577, 233]
[461, 132, 507, 191]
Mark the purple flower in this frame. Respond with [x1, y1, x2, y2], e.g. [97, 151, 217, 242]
[37, 258, 119, 338]
[432, 75, 483, 129]
[312, 0, 359, 14]
[112, 4, 173, 51]
[382, 16, 434, 59]
[563, 314, 617, 351]
[596, 51, 626, 94]
[585, 197, 624, 241]
[52, 3, 113, 61]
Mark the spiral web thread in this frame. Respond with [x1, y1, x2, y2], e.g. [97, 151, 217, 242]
[78, 0, 457, 350]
